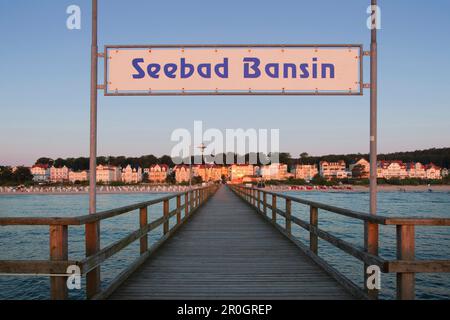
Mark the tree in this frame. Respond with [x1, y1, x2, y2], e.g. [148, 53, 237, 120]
[53, 158, 66, 168]
[35, 157, 54, 166]
[0, 167, 13, 184]
[12, 167, 33, 184]
[165, 172, 176, 184]
[300, 152, 309, 159]
[311, 174, 327, 186]
[159, 155, 174, 167]
[192, 176, 203, 185]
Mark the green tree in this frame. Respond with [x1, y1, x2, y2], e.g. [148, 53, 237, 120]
[12, 167, 33, 184]
[165, 172, 176, 184]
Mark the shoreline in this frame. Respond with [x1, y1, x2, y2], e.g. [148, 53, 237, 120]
[1, 184, 449, 195]
[265, 184, 450, 193]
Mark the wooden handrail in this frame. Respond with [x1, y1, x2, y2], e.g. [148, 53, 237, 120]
[230, 184, 450, 300]
[0, 184, 219, 300]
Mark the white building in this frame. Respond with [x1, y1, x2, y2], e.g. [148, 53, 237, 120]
[96, 165, 121, 183]
[319, 161, 347, 180]
[121, 165, 142, 184]
[30, 164, 50, 182]
[50, 166, 69, 182]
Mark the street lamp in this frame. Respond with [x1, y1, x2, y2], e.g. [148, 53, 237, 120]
[189, 142, 207, 188]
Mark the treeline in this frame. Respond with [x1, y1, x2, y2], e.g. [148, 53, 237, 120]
[294, 148, 450, 168]
[35, 155, 175, 171]
[28, 147, 450, 170]
[0, 166, 33, 185]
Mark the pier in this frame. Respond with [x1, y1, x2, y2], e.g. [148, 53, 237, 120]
[0, 184, 449, 300]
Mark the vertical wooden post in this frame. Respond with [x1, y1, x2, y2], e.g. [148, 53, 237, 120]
[263, 192, 267, 216]
[176, 195, 181, 224]
[365, 221, 379, 299]
[285, 199, 291, 235]
[85, 221, 100, 299]
[257, 191, 261, 212]
[310, 206, 318, 254]
[50, 225, 68, 300]
[190, 191, 194, 212]
[271, 195, 277, 223]
[185, 193, 189, 216]
[139, 206, 148, 254]
[163, 199, 169, 235]
[396, 225, 415, 300]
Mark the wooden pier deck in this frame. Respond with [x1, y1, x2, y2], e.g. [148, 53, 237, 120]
[109, 186, 353, 300]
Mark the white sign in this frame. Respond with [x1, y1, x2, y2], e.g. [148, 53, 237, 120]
[105, 45, 362, 95]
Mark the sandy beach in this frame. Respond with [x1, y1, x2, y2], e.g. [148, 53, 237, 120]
[1, 184, 449, 195]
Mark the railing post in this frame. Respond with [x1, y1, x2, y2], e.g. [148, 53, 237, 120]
[263, 192, 267, 216]
[176, 195, 181, 224]
[49, 225, 68, 300]
[364, 221, 379, 299]
[190, 190, 194, 212]
[185, 192, 189, 216]
[285, 199, 291, 235]
[271, 195, 277, 223]
[252, 189, 256, 207]
[163, 199, 169, 235]
[310, 206, 318, 255]
[396, 225, 415, 300]
[257, 190, 261, 212]
[139, 206, 148, 254]
[85, 221, 100, 299]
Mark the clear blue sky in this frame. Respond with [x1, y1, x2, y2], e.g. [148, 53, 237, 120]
[1, 0, 449, 166]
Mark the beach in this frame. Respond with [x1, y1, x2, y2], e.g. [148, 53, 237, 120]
[1, 184, 449, 195]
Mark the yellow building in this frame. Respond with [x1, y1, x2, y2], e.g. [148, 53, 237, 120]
[68, 170, 88, 183]
[230, 164, 254, 183]
[293, 164, 318, 180]
[148, 164, 169, 183]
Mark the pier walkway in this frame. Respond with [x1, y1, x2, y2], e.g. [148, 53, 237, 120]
[110, 186, 352, 299]
[1, 183, 449, 300]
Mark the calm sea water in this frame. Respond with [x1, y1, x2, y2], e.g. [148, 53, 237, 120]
[0, 191, 449, 300]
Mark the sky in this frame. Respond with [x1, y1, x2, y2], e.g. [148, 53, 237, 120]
[0, 0, 449, 166]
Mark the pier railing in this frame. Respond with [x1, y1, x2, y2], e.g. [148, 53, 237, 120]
[0, 184, 218, 300]
[230, 185, 450, 300]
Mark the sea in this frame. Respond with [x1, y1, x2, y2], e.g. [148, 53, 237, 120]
[0, 190, 449, 300]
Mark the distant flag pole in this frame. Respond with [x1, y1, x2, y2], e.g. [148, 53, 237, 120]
[86, 0, 100, 299]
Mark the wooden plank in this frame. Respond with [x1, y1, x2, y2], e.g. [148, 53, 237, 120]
[387, 260, 450, 273]
[0, 260, 77, 274]
[49, 225, 68, 300]
[396, 225, 415, 300]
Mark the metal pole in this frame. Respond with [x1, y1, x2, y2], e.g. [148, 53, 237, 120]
[86, 0, 100, 298]
[369, 1, 378, 216]
[365, 0, 379, 299]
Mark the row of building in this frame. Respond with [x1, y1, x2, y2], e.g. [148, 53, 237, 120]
[30, 159, 448, 184]
[31, 164, 159, 184]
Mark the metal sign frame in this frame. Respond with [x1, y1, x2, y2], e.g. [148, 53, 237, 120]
[103, 44, 364, 96]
